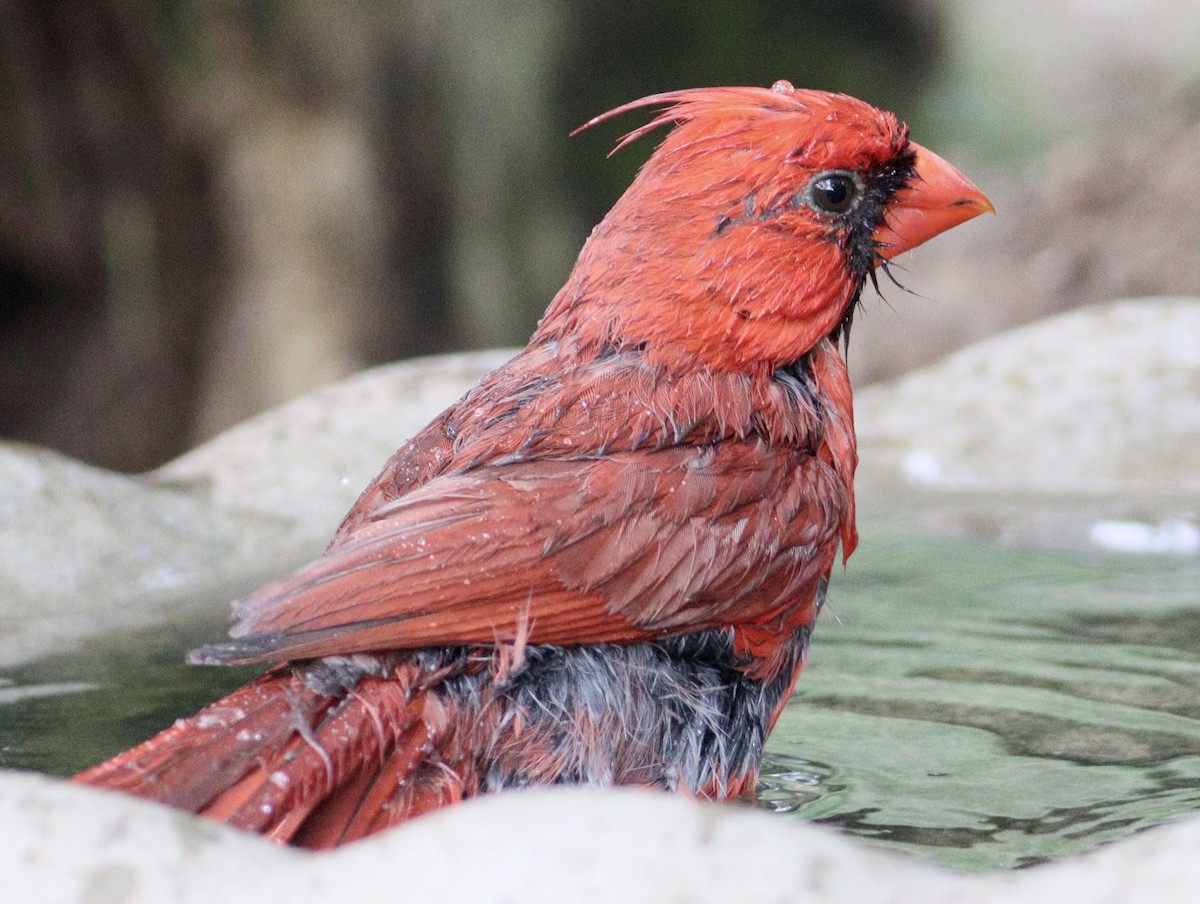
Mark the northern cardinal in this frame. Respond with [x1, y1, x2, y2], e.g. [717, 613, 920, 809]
[74, 82, 990, 847]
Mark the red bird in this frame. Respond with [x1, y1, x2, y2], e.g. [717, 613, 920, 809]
[74, 82, 990, 847]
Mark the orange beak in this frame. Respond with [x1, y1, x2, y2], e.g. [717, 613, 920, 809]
[873, 141, 993, 260]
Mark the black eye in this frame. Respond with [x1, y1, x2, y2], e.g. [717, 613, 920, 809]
[809, 172, 858, 215]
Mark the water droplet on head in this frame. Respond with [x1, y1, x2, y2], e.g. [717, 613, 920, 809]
[771, 80, 795, 94]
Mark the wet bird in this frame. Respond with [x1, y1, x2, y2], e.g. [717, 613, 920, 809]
[75, 81, 991, 847]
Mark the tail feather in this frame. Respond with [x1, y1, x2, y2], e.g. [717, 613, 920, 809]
[293, 707, 458, 848]
[73, 660, 467, 847]
[210, 675, 425, 840]
[74, 674, 323, 811]
[75, 629, 800, 847]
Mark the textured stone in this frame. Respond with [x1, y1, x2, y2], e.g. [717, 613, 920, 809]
[0, 350, 507, 668]
[4, 770, 1200, 904]
[854, 298, 1200, 550]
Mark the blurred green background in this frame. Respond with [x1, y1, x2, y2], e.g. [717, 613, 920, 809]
[2, 0, 1199, 472]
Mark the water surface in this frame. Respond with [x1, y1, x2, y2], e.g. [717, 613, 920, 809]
[761, 524, 1200, 869]
[3, 522, 1198, 871]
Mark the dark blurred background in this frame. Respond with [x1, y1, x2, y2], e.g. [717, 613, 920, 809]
[3, 0, 1198, 473]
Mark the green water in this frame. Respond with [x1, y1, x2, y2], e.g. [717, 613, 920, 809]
[2, 522, 1198, 871]
[761, 524, 1200, 869]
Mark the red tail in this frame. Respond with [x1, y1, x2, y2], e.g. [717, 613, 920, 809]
[74, 630, 814, 846]
[73, 659, 459, 848]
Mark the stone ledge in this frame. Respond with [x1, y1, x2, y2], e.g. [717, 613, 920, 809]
[5, 770, 1200, 904]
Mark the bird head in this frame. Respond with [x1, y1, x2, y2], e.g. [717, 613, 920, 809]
[542, 81, 991, 375]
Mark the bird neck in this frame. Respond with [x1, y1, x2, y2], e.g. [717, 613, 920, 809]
[535, 216, 860, 377]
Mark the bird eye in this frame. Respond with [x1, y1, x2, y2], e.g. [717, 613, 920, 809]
[808, 172, 858, 215]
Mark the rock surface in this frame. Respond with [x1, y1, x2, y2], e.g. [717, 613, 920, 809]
[0, 350, 511, 668]
[5, 770, 1200, 904]
[1, 299, 1198, 901]
[857, 297, 1200, 493]
[854, 297, 1200, 550]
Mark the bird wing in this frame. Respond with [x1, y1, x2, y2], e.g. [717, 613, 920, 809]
[191, 438, 849, 665]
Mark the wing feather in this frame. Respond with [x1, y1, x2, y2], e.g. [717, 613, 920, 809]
[192, 439, 849, 666]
